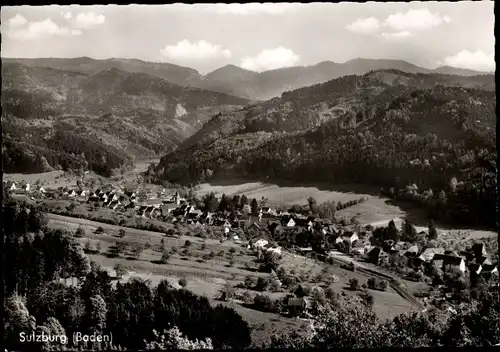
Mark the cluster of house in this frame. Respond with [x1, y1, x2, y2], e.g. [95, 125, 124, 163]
[4, 181, 44, 194]
[365, 240, 497, 279]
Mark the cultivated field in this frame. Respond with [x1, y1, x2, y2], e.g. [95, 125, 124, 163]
[197, 180, 406, 224]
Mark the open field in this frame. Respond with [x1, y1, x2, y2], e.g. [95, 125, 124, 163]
[367, 217, 497, 243]
[196, 179, 397, 212]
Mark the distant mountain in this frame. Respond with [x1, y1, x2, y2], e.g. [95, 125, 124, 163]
[1, 62, 249, 175]
[200, 58, 493, 100]
[205, 64, 258, 83]
[152, 69, 496, 228]
[2, 57, 205, 87]
[4, 57, 492, 101]
[433, 65, 493, 76]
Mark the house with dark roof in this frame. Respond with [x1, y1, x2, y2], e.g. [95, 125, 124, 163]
[468, 263, 482, 275]
[294, 218, 313, 229]
[418, 247, 445, 262]
[260, 207, 278, 217]
[471, 243, 488, 259]
[433, 254, 466, 273]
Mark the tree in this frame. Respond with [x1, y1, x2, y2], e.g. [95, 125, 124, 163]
[359, 291, 374, 308]
[160, 251, 170, 264]
[95, 226, 104, 234]
[256, 277, 270, 291]
[144, 327, 213, 350]
[184, 240, 192, 248]
[85, 240, 93, 252]
[387, 220, 399, 241]
[428, 220, 438, 240]
[219, 194, 230, 212]
[131, 243, 144, 259]
[349, 278, 360, 291]
[202, 192, 219, 212]
[75, 226, 85, 238]
[118, 229, 126, 238]
[240, 194, 249, 207]
[401, 220, 418, 243]
[232, 195, 241, 210]
[218, 282, 235, 301]
[308, 197, 318, 213]
[114, 264, 127, 279]
[251, 198, 259, 216]
[179, 277, 188, 288]
[244, 275, 256, 289]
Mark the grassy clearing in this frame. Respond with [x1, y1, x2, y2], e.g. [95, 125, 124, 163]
[196, 180, 374, 207]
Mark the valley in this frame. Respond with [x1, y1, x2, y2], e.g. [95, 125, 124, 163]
[2, 37, 497, 352]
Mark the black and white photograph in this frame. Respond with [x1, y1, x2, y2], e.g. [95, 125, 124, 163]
[1, 2, 498, 350]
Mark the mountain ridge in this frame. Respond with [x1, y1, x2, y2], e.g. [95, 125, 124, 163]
[3, 56, 493, 101]
[1, 62, 249, 175]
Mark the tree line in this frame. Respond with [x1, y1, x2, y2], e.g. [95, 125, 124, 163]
[3, 198, 251, 351]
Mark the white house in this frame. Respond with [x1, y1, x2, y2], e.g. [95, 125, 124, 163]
[341, 232, 359, 244]
[267, 246, 282, 255]
[24, 183, 31, 192]
[254, 239, 269, 249]
[9, 183, 17, 191]
[284, 218, 296, 227]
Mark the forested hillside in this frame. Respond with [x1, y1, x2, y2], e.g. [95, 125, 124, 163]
[1, 63, 249, 176]
[152, 70, 497, 228]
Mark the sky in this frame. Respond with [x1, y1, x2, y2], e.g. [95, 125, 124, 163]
[1, 2, 495, 74]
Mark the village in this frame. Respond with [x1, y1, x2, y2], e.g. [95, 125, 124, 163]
[4, 178, 499, 317]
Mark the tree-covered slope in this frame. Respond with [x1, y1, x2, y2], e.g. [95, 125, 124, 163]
[1, 63, 249, 175]
[152, 70, 496, 228]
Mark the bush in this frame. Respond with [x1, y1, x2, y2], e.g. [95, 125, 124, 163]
[201, 243, 206, 250]
[118, 229, 126, 238]
[184, 240, 192, 248]
[229, 248, 236, 254]
[178, 277, 188, 287]
[95, 226, 104, 234]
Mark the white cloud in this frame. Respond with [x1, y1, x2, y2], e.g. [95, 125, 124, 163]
[74, 12, 105, 29]
[160, 40, 232, 60]
[5, 18, 81, 40]
[346, 17, 380, 34]
[383, 8, 451, 31]
[241, 47, 299, 72]
[8, 14, 28, 27]
[194, 3, 303, 15]
[61, 12, 73, 20]
[381, 31, 412, 40]
[438, 50, 495, 72]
